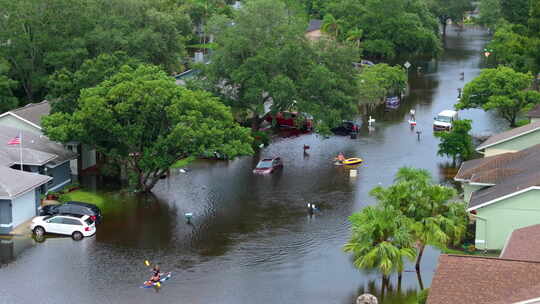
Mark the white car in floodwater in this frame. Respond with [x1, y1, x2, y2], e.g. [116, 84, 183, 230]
[31, 214, 96, 240]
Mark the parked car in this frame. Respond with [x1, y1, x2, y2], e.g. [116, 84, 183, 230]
[253, 157, 283, 174]
[264, 112, 313, 131]
[40, 201, 102, 224]
[31, 214, 96, 240]
[331, 121, 360, 136]
[433, 110, 459, 131]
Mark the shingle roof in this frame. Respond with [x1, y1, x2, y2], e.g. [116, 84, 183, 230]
[477, 121, 540, 151]
[0, 126, 76, 166]
[466, 144, 540, 209]
[528, 104, 540, 118]
[8, 100, 50, 128]
[501, 224, 540, 262]
[427, 255, 540, 304]
[306, 19, 322, 32]
[0, 166, 51, 199]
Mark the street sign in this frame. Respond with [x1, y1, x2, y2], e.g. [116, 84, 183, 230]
[404, 61, 411, 69]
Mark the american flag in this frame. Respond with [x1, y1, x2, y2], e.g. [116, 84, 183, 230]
[7, 136, 21, 145]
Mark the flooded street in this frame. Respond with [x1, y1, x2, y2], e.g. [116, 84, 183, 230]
[0, 27, 504, 304]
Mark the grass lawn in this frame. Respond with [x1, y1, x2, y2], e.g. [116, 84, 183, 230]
[59, 190, 108, 211]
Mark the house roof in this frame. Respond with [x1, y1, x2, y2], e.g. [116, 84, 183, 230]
[427, 254, 540, 304]
[7, 100, 51, 128]
[306, 19, 322, 32]
[527, 104, 540, 118]
[0, 126, 76, 166]
[0, 166, 51, 199]
[477, 121, 540, 151]
[501, 224, 540, 262]
[454, 144, 540, 210]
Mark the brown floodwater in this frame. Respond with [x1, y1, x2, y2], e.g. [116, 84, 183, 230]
[0, 26, 507, 304]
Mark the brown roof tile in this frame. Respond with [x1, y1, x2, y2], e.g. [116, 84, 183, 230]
[9, 100, 51, 127]
[501, 224, 540, 262]
[477, 121, 540, 151]
[427, 255, 540, 304]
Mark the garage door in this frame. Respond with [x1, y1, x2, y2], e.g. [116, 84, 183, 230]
[11, 191, 37, 228]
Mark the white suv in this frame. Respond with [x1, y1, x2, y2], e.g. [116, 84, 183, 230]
[31, 214, 96, 240]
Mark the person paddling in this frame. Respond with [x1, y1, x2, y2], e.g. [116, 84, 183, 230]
[149, 265, 161, 284]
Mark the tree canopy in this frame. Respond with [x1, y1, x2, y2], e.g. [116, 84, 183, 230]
[203, 0, 358, 132]
[322, 0, 441, 59]
[357, 64, 407, 105]
[0, 0, 192, 105]
[43, 64, 253, 192]
[457, 66, 540, 126]
[435, 119, 475, 164]
[427, 0, 473, 36]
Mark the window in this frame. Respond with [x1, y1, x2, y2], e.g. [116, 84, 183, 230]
[48, 217, 63, 224]
[62, 218, 82, 225]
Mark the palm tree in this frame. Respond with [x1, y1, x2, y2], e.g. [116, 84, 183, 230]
[346, 28, 363, 48]
[372, 167, 468, 272]
[322, 14, 341, 38]
[344, 206, 417, 294]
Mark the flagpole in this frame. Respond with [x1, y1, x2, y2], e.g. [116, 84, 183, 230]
[19, 132, 23, 171]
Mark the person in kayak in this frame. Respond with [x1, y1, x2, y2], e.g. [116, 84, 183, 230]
[150, 265, 161, 283]
[336, 152, 346, 162]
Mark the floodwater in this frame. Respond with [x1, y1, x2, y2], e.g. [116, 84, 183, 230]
[0, 26, 505, 304]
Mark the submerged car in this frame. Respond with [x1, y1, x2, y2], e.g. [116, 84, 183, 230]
[331, 121, 360, 136]
[31, 214, 96, 240]
[40, 201, 102, 224]
[253, 157, 283, 174]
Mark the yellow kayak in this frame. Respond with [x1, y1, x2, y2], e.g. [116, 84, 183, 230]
[335, 158, 363, 165]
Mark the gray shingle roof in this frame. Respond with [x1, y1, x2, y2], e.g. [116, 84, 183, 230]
[464, 144, 540, 210]
[306, 19, 322, 32]
[477, 121, 540, 151]
[0, 166, 51, 199]
[9, 100, 51, 128]
[0, 125, 76, 166]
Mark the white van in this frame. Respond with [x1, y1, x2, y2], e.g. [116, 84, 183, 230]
[433, 110, 458, 131]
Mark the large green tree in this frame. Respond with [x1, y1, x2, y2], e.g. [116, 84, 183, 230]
[204, 0, 358, 131]
[322, 0, 441, 59]
[43, 64, 253, 193]
[427, 0, 473, 36]
[500, 0, 530, 26]
[456, 66, 540, 126]
[357, 64, 407, 105]
[47, 52, 140, 114]
[0, 58, 18, 112]
[370, 168, 468, 271]
[0, 0, 191, 103]
[478, 0, 503, 30]
[435, 119, 475, 164]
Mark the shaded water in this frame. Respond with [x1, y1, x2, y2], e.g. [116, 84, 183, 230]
[0, 26, 505, 304]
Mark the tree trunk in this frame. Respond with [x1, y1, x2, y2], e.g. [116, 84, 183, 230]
[380, 275, 387, 302]
[415, 243, 426, 271]
[398, 271, 402, 291]
[416, 269, 424, 290]
[442, 20, 448, 36]
[251, 114, 260, 131]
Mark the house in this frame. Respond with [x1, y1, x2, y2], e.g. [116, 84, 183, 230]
[0, 101, 96, 174]
[0, 126, 76, 234]
[427, 255, 540, 304]
[527, 104, 540, 123]
[455, 144, 540, 250]
[305, 19, 324, 41]
[476, 121, 540, 157]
